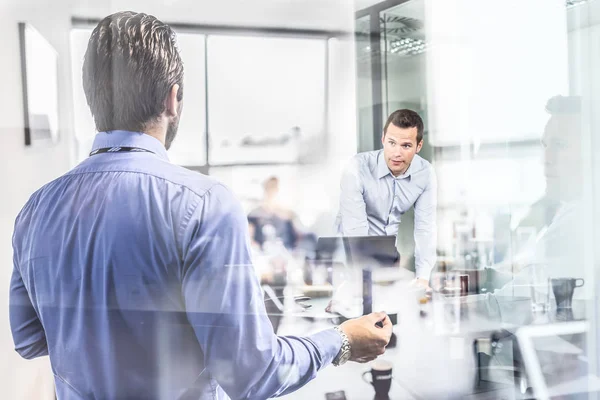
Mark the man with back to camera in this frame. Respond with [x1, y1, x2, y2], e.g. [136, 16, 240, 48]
[9, 12, 392, 400]
[336, 109, 437, 287]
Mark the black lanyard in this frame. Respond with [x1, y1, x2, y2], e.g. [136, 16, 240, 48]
[89, 147, 155, 156]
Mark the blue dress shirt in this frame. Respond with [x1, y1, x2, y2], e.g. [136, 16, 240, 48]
[10, 130, 341, 400]
[336, 150, 437, 278]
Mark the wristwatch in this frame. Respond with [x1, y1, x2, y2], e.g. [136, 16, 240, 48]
[332, 326, 351, 366]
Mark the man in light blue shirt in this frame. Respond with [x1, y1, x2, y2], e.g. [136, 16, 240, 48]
[9, 11, 392, 400]
[337, 110, 437, 283]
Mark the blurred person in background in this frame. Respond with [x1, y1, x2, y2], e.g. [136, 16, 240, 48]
[336, 109, 437, 287]
[248, 178, 295, 315]
[247, 218, 269, 281]
[248, 176, 309, 250]
[9, 11, 393, 400]
[248, 218, 285, 333]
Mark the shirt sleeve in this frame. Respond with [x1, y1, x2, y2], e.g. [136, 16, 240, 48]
[9, 228, 48, 360]
[180, 184, 341, 400]
[338, 158, 369, 236]
[413, 167, 437, 279]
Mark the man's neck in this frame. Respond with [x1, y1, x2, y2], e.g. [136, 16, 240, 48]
[144, 124, 167, 148]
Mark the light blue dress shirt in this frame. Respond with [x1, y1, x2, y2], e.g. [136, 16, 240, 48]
[10, 130, 341, 400]
[336, 150, 437, 278]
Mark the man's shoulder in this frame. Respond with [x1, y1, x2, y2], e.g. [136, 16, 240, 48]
[412, 155, 434, 176]
[15, 163, 242, 232]
[160, 164, 242, 211]
[347, 150, 381, 174]
[156, 163, 223, 197]
[413, 154, 432, 169]
[342, 150, 381, 181]
[64, 159, 236, 208]
[351, 150, 381, 164]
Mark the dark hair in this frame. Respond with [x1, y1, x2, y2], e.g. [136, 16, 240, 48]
[82, 11, 184, 133]
[545, 95, 581, 115]
[383, 109, 424, 143]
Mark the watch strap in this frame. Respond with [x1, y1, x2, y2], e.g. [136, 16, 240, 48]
[332, 326, 351, 366]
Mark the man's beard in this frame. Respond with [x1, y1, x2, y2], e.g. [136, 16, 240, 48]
[165, 101, 183, 150]
[165, 115, 179, 150]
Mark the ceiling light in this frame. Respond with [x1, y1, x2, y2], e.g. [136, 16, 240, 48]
[389, 37, 427, 56]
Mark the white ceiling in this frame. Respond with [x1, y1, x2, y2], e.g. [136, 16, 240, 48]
[354, 0, 384, 11]
[70, 0, 356, 31]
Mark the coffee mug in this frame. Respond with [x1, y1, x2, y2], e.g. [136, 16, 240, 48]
[551, 278, 584, 309]
[362, 359, 393, 398]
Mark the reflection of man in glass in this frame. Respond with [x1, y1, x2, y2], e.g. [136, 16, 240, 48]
[336, 109, 437, 285]
[494, 96, 586, 297]
[511, 96, 583, 260]
[542, 96, 583, 205]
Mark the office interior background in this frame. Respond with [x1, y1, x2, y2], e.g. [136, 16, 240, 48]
[2, 0, 600, 398]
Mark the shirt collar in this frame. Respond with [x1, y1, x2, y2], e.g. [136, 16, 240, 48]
[376, 150, 415, 180]
[376, 150, 391, 179]
[90, 130, 169, 162]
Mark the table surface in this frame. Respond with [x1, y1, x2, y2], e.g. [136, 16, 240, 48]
[276, 279, 591, 400]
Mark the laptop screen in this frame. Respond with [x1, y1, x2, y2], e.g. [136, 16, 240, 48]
[316, 236, 400, 268]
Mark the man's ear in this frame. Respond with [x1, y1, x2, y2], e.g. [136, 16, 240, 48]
[165, 84, 180, 118]
[416, 139, 423, 153]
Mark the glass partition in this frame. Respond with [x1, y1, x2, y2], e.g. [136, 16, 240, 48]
[6, 1, 600, 399]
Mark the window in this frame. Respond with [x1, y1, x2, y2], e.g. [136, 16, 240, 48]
[70, 27, 328, 168]
[207, 35, 327, 165]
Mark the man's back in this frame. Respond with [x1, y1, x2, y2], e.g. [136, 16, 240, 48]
[10, 12, 393, 399]
[11, 133, 223, 399]
[11, 131, 359, 400]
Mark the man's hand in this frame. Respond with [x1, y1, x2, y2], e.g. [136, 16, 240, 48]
[339, 312, 393, 363]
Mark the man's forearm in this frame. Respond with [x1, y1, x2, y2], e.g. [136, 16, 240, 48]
[414, 231, 436, 280]
[338, 166, 369, 236]
[253, 329, 342, 399]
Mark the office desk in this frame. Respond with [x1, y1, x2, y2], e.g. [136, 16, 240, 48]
[277, 280, 590, 400]
[279, 321, 476, 400]
[279, 282, 480, 399]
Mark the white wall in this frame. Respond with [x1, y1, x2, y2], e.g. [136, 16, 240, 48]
[0, 0, 358, 398]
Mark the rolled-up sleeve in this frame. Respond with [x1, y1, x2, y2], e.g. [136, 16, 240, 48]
[413, 167, 437, 279]
[338, 159, 369, 236]
[180, 184, 341, 400]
